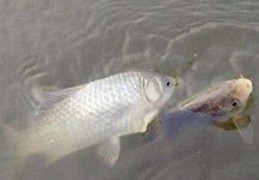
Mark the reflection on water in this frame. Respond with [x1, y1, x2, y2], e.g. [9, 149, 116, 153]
[0, 0, 259, 179]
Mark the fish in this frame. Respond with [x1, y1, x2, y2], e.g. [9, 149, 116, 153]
[177, 77, 253, 117]
[147, 77, 253, 144]
[1, 71, 176, 178]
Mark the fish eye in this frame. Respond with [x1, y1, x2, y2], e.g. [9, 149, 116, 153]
[164, 78, 172, 88]
[231, 100, 239, 107]
[228, 98, 241, 110]
[221, 98, 241, 112]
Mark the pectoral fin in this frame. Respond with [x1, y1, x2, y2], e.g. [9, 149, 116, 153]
[96, 137, 121, 166]
[233, 115, 253, 144]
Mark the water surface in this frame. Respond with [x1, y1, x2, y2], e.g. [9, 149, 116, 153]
[0, 0, 259, 179]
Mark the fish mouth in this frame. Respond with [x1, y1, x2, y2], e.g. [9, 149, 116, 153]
[242, 78, 253, 92]
[232, 78, 253, 102]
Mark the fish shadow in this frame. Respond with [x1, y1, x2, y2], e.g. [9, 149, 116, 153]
[20, 110, 249, 180]
[21, 146, 109, 180]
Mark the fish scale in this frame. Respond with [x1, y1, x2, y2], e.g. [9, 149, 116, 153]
[14, 71, 175, 167]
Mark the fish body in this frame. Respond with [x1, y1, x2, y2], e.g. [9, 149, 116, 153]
[16, 71, 176, 165]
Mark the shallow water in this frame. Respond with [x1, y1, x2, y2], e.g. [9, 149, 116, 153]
[0, 0, 259, 179]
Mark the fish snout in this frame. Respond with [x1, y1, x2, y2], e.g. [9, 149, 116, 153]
[240, 78, 253, 95]
[234, 78, 253, 102]
[244, 79, 253, 93]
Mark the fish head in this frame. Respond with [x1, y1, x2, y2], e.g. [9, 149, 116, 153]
[218, 77, 253, 114]
[180, 77, 253, 119]
[142, 74, 176, 106]
[135, 74, 176, 133]
[172, 77, 253, 144]
[213, 78, 254, 144]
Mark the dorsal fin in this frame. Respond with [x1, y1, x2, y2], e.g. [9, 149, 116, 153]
[33, 84, 86, 111]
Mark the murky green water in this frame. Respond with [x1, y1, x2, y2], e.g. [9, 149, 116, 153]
[0, 0, 259, 179]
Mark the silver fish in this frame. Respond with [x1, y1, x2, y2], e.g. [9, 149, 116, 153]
[8, 71, 176, 170]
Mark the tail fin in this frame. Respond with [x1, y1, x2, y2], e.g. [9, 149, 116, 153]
[0, 122, 19, 180]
